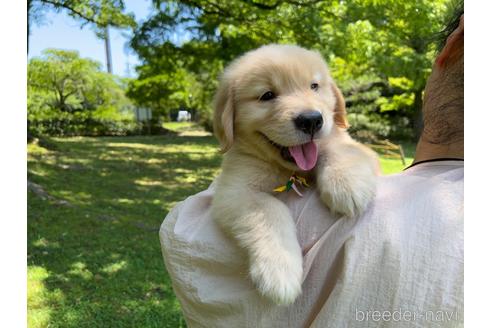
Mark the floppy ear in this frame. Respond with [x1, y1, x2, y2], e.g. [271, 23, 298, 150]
[213, 77, 235, 152]
[331, 84, 349, 129]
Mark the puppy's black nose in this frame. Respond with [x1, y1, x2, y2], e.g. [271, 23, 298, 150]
[294, 111, 323, 136]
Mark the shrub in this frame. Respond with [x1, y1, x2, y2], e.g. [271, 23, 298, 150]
[28, 118, 139, 137]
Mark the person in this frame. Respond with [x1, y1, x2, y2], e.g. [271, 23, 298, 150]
[159, 8, 464, 328]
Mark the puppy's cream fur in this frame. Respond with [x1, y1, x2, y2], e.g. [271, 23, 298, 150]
[211, 44, 378, 305]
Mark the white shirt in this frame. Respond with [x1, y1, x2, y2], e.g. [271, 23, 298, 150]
[160, 160, 464, 327]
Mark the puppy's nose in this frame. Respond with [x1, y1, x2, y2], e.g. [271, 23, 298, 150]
[294, 111, 323, 136]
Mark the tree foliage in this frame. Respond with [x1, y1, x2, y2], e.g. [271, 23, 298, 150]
[28, 49, 135, 135]
[28, 0, 136, 52]
[129, 0, 453, 139]
[28, 0, 135, 29]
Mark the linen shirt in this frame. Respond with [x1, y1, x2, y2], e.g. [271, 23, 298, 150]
[159, 160, 464, 327]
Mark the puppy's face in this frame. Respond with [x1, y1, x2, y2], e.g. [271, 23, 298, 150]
[214, 44, 348, 171]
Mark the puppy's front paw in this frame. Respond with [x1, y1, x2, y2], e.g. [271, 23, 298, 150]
[250, 250, 303, 305]
[319, 168, 376, 218]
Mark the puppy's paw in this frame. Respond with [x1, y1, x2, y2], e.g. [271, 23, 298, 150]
[250, 251, 303, 305]
[319, 168, 376, 218]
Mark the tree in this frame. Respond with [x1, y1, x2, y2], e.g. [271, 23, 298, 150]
[28, 49, 133, 123]
[129, 0, 453, 139]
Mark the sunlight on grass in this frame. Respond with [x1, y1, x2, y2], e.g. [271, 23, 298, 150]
[117, 198, 136, 204]
[146, 158, 168, 164]
[68, 262, 93, 280]
[56, 190, 93, 205]
[102, 261, 128, 274]
[176, 175, 199, 183]
[27, 142, 50, 155]
[377, 142, 415, 175]
[107, 142, 166, 151]
[162, 122, 196, 132]
[28, 266, 64, 328]
[163, 122, 212, 137]
[379, 157, 412, 174]
[32, 238, 60, 249]
[28, 169, 49, 177]
[134, 178, 163, 186]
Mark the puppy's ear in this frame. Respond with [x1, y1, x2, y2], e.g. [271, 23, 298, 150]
[331, 84, 349, 129]
[213, 77, 235, 152]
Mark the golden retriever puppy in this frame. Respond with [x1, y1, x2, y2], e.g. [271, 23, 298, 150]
[211, 44, 378, 305]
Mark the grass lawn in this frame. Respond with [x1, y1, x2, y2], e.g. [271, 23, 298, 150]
[27, 123, 415, 327]
[377, 140, 416, 175]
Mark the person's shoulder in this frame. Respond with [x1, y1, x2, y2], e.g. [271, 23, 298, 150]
[378, 160, 463, 185]
[372, 160, 463, 210]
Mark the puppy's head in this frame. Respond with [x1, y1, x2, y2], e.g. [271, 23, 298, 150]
[213, 44, 348, 171]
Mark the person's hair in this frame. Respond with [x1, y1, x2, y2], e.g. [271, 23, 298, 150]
[422, 1, 464, 145]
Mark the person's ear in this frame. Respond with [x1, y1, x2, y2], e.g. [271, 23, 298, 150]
[436, 15, 464, 68]
[331, 83, 349, 129]
[213, 76, 235, 152]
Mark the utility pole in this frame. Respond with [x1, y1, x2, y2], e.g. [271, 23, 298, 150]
[104, 26, 113, 74]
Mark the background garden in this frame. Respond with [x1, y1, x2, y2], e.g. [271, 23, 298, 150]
[27, 0, 455, 326]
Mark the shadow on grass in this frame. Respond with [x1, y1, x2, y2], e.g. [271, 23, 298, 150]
[28, 135, 222, 327]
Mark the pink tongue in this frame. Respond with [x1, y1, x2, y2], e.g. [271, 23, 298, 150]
[288, 141, 318, 171]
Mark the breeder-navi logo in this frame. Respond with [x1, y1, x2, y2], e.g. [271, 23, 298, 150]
[355, 307, 460, 323]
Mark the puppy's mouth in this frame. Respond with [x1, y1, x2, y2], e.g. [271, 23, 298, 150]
[259, 132, 319, 171]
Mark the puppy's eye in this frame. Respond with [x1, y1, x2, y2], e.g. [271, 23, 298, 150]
[311, 83, 319, 91]
[259, 91, 276, 101]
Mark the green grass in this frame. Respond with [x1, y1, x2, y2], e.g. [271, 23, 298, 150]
[27, 123, 414, 327]
[162, 121, 197, 133]
[377, 141, 416, 175]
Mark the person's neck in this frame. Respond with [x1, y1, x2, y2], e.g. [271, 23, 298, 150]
[413, 137, 463, 163]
